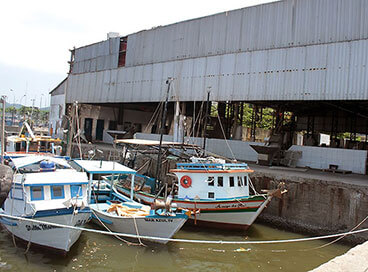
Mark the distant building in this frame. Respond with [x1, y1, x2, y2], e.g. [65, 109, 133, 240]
[49, 78, 66, 139]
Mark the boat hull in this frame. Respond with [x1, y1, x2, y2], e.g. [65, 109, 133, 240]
[91, 205, 187, 244]
[117, 187, 271, 230]
[1, 210, 90, 254]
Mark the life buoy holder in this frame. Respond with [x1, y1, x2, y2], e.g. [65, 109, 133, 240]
[180, 175, 192, 188]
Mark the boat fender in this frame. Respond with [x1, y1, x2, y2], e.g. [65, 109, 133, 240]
[180, 176, 192, 188]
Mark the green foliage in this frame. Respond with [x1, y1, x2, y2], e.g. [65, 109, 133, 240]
[5, 106, 17, 114]
[40, 110, 49, 122]
[210, 102, 275, 129]
[18, 106, 32, 116]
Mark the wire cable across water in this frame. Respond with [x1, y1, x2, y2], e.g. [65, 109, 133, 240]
[1, 213, 367, 245]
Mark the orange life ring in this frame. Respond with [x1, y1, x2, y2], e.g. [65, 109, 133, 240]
[180, 175, 192, 188]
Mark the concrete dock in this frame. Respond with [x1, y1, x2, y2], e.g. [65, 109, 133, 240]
[310, 241, 368, 271]
[250, 164, 368, 244]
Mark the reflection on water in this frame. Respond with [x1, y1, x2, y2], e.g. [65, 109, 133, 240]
[0, 223, 350, 272]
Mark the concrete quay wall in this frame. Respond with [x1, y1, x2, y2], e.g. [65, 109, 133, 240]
[250, 168, 368, 244]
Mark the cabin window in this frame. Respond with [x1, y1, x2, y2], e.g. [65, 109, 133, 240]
[229, 176, 234, 187]
[237, 176, 243, 187]
[217, 176, 223, 187]
[51, 185, 65, 199]
[208, 176, 214, 186]
[71, 185, 83, 198]
[208, 192, 215, 198]
[244, 176, 248, 186]
[31, 186, 44, 201]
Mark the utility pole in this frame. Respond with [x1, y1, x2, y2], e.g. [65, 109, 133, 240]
[1, 96, 6, 165]
[66, 103, 76, 157]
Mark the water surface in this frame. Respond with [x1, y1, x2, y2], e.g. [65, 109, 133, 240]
[0, 223, 350, 271]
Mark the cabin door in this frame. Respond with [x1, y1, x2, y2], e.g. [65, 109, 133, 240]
[84, 118, 93, 141]
[96, 119, 105, 141]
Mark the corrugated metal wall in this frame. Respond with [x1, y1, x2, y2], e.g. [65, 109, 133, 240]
[72, 37, 120, 74]
[67, 38, 368, 103]
[125, 0, 368, 67]
[66, 0, 368, 103]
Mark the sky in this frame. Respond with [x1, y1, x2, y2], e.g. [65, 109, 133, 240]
[0, 0, 276, 107]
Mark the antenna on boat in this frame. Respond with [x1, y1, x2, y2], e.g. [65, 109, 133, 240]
[154, 77, 173, 194]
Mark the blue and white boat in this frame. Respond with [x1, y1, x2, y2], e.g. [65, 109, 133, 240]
[72, 160, 188, 244]
[0, 156, 90, 254]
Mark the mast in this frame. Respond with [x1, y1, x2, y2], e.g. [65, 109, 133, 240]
[66, 102, 76, 157]
[202, 90, 211, 152]
[1, 96, 5, 165]
[154, 77, 172, 193]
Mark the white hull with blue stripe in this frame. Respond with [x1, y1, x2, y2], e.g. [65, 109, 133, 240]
[1, 208, 90, 253]
[0, 156, 91, 254]
[72, 160, 188, 244]
[91, 202, 187, 244]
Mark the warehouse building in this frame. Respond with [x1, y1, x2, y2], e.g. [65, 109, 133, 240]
[52, 0, 368, 173]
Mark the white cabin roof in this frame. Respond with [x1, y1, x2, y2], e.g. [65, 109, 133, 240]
[11, 155, 71, 169]
[20, 169, 88, 186]
[73, 160, 136, 174]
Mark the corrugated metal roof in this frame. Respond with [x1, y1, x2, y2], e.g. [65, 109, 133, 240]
[125, 0, 368, 68]
[73, 37, 120, 74]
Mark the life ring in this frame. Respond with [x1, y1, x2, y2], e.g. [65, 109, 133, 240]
[180, 176, 192, 188]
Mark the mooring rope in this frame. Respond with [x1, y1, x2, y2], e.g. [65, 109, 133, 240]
[1, 213, 367, 245]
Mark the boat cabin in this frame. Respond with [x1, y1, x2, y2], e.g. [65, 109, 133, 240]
[170, 158, 254, 200]
[5, 156, 88, 213]
[6, 135, 62, 155]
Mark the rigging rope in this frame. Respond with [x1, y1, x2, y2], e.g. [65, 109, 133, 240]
[1, 213, 367, 245]
[216, 113, 236, 161]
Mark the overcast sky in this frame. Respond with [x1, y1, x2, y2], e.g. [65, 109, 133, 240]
[0, 0, 276, 107]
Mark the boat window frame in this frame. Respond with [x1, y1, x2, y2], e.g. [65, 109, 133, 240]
[244, 176, 248, 186]
[229, 176, 234, 187]
[217, 176, 223, 187]
[208, 176, 215, 186]
[30, 186, 44, 201]
[70, 185, 83, 198]
[237, 176, 243, 187]
[208, 192, 215, 198]
[51, 185, 65, 200]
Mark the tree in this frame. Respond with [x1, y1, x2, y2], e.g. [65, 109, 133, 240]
[5, 106, 17, 125]
[18, 106, 32, 117]
[40, 110, 49, 123]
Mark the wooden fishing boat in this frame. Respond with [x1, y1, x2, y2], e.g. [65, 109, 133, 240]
[117, 157, 283, 230]
[72, 160, 188, 244]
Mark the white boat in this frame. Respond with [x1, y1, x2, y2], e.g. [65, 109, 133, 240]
[117, 157, 284, 230]
[72, 159, 188, 244]
[0, 156, 90, 254]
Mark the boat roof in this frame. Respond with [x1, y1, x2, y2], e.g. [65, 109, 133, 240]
[170, 162, 253, 173]
[7, 135, 62, 143]
[20, 169, 88, 186]
[11, 155, 71, 169]
[115, 138, 199, 148]
[73, 160, 136, 174]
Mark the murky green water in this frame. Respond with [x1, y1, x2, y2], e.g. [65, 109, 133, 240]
[0, 223, 350, 272]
